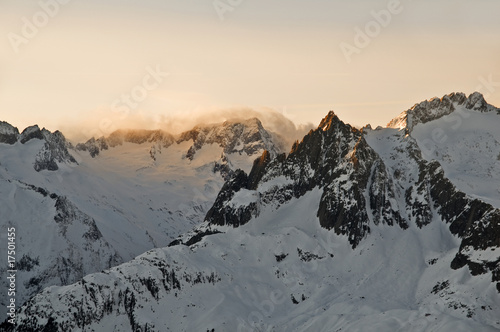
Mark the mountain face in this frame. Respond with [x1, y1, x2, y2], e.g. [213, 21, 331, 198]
[0, 118, 285, 321]
[3, 93, 500, 331]
[388, 92, 496, 130]
[76, 118, 285, 179]
[0, 123, 76, 171]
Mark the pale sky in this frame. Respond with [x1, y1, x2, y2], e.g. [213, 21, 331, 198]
[1, 0, 499, 141]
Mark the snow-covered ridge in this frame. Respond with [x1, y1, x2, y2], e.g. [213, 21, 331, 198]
[76, 117, 286, 161]
[0, 124, 76, 171]
[0, 121, 19, 144]
[385, 91, 500, 209]
[76, 129, 175, 158]
[387, 92, 498, 132]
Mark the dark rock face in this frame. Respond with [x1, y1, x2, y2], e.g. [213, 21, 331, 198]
[33, 130, 77, 172]
[465, 91, 489, 111]
[212, 154, 233, 181]
[247, 150, 272, 190]
[168, 229, 222, 247]
[0, 122, 20, 145]
[19, 125, 44, 144]
[425, 162, 500, 282]
[76, 137, 109, 157]
[205, 169, 255, 227]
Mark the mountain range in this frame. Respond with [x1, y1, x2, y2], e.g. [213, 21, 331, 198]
[0, 117, 286, 323]
[1, 92, 500, 331]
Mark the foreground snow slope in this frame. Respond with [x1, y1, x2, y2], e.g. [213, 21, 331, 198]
[7, 189, 499, 331]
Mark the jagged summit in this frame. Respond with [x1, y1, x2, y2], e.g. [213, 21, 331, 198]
[177, 117, 283, 161]
[77, 117, 286, 161]
[204, 108, 400, 246]
[0, 122, 76, 171]
[76, 128, 175, 157]
[318, 111, 338, 130]
[387, 92, 497, 132]
[0, 121, 19, 144]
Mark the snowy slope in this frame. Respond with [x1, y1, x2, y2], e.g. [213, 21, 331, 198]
[7, 189, 499, 331]
[411, 108, 500, 208]
[5, 92, 500, 332]
[0, 118, 285, 319]
[387, 92, 500, 207]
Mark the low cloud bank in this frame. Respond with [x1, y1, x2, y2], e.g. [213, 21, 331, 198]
[61, 106, 315, 149]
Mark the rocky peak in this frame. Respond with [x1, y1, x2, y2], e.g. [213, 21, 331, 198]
[0, 121, 77, 171]
[77, 118, 284, 161]
[19, 125, 44, 143]
[0, 121, 19, 145]
[318, 111, 341, 131]
[204, 111, 403, 248]
[178, 118, 284, 161]
[465, 91, 489, 111]
[387, 92, 495, 133]
[33, 129, 77, 172]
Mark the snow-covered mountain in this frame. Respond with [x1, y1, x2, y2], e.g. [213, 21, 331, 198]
[2, 92, 500, 331]
[0, 117, 285, 320]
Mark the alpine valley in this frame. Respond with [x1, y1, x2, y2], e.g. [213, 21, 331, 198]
[1, 92, 500, 331]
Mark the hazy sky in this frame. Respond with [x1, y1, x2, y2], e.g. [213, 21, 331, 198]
[1, 0, 499, 141]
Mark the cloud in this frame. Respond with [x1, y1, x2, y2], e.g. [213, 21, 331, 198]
[60, 106, 315, 149]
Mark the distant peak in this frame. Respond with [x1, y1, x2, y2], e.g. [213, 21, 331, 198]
[19, 125, 44, 144]
[387, 92, 495, 132]
[76, 128, 176, 156]
[0, 123, 67, 145]
[244, 117, 264, 127]
[0, 121, 20, 145]
[0, 121, 19, 135]
[222, 117, 264, 129]
[20, 124, 40, 133]
[465, 91, 488, 111]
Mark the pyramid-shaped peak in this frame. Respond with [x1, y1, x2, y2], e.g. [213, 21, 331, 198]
[318, 111, 341, 131]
